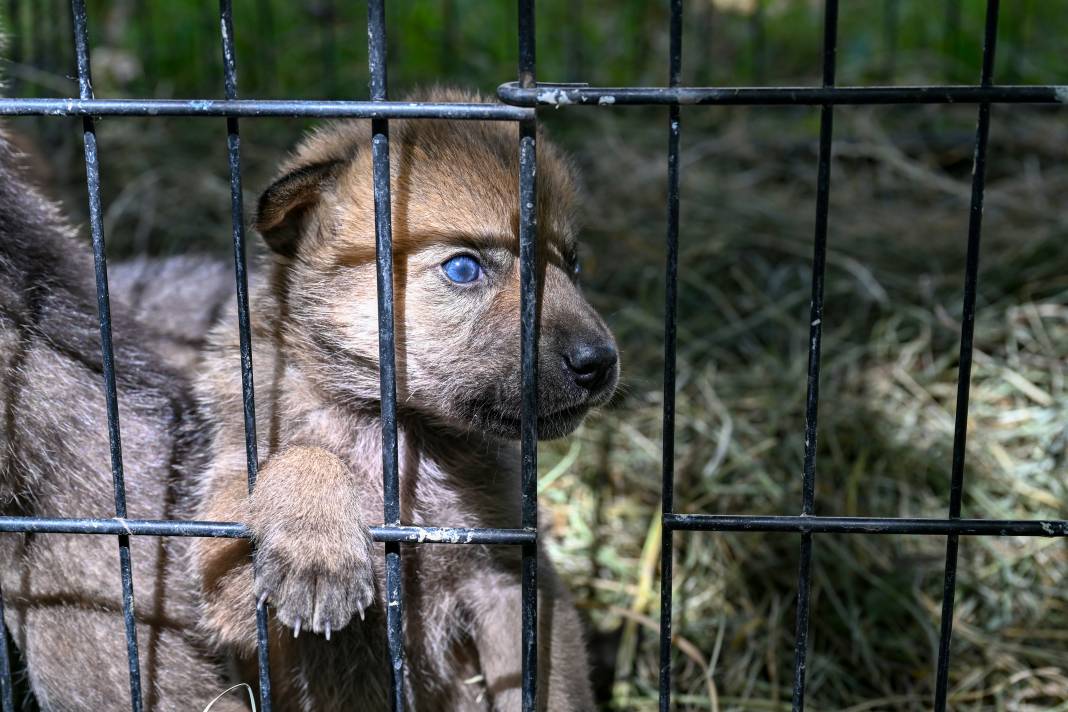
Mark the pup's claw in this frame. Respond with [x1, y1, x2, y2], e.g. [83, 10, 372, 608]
[325, 623, 331, 641]
[357, 581, 374, 621]
[293, 617, 302, 638]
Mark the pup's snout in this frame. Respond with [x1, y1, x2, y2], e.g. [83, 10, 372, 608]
[563, 341, 618, 392]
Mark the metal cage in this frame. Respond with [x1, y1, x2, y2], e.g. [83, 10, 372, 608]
[0, 1, 1065, 711]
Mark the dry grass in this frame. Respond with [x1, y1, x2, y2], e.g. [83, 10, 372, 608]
[540, 105, 1068, 710]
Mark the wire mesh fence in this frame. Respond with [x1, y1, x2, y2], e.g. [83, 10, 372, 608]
[0, 1, 1066, 711]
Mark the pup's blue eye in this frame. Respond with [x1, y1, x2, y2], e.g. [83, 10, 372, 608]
[442, 255, 482, 284]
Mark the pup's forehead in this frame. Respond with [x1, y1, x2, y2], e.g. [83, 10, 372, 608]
[291, 114, 578, 262]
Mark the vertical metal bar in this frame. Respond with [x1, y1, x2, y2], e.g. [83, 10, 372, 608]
[790, 1, 838, 710]
[518, 0, 536, 88]
[657, 1, 682, 710]
[69, 2, 143, 711]
[367, 2, 405, 709]
[0, 589, 14, 712]
[933, 2, 999, 710]
[517, 2, 538, 710]
[217, 2, 273, 710]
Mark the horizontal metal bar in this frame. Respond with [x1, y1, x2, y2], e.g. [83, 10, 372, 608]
[0, 98, 533, 120]
[0, 517, 536, 544]
[0, 517, 248, 537]
[373, 525, 535, 545]
[665, 514, 1068, 536]
[498, 82, 1068, 107]
[12, 512, 1062, 540]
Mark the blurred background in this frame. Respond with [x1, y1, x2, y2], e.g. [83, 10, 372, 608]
[2, 1, 1068, 710]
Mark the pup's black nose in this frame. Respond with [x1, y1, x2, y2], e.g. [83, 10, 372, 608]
[564, 342, 617, 391]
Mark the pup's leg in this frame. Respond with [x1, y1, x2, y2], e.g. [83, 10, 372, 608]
[465, 560, 594, 712]
[193, 446, 376, 653]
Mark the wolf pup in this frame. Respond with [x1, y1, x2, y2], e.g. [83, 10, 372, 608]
[192, 88, 617, 709]
[0, 87, 616, 710]
[0, 133, 245, 707]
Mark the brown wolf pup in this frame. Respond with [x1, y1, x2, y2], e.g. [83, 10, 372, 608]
[192, 88, 617, 709]
[0, 87, 616, 710]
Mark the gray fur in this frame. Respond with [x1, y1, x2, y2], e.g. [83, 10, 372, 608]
[0, 130, 245, 710]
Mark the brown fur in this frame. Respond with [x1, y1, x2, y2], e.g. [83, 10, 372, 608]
[0, 87, 616, 710]
[193, 88, 615, 710]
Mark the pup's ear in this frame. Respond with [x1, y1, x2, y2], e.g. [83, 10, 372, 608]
[255, 159, 344, 256]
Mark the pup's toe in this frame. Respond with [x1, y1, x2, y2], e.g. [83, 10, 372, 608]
[254, 535, 377, 639]
[311, 568, 375, 634]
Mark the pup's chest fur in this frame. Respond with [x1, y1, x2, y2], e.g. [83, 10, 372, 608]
[195, 290, 524, 708]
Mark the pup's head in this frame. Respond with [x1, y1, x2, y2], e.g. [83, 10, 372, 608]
[256, 88, 617, 440]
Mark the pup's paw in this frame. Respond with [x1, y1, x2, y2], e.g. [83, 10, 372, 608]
[246, 446, 377, 639]
[253, 519, 376, 638]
